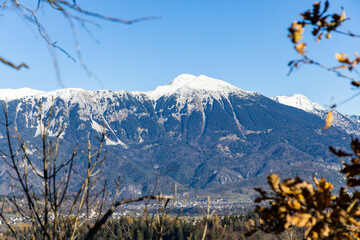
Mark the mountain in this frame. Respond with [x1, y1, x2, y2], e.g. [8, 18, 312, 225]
[273, 94, 326, 115]
[0, 74, 356, 197]
[274, 94, 360, 135]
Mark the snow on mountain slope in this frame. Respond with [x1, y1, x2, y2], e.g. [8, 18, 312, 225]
[145, 74, 258, 120]
[273, 94, 326, 115]
[274, 94, 360, 135]
[0, 88, 136, 147]
[1, 75, 360, 137]
[1, 74, 252, 104]
[146, 74, 254, 100]
[1, 74, 360, 195]
[0, 88, 45, 101]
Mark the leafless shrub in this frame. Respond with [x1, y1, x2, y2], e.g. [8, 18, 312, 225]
[0, 101, 170, 240]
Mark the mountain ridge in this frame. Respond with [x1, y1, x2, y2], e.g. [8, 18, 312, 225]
[274, 93, 360, 135]
[273, 94, 326, 114]
[3, 75, 356, 121]
[0, 74, 356, 197]
[1, 74, 255, 102]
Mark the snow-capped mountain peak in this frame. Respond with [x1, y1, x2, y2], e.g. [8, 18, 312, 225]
[273, 94, 326, 114]
[168, 73, 197, 88]
[274, 94, 360, 135]
[146, 74, 248, 100]
[1, 74, 252, 103]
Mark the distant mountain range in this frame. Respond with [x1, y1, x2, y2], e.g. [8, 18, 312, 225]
[0, 74, 356, 197]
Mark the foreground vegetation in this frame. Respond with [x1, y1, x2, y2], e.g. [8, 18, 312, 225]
[2, 0, 360, 239]
[0, 214, 307, 240]
[251, 1, 360, 239]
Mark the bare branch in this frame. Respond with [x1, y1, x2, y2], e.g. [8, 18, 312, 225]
[0, 56, 28, 70]
[85, 194, 173, 240]
[2, 0, 160, 86]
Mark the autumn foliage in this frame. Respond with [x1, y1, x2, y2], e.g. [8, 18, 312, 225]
[287, 0, 360, 90]
[249, 139, 360, 239]
[250, 1, 360, 239]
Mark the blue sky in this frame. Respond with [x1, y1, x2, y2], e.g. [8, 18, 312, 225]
[1, 0, 360, 114]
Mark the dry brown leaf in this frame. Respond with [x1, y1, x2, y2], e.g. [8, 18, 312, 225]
[317, 177, 333, 191]
[280, 183, 292, 194]
[340, 9, 346, 21]
[351, 81, 360, 87]
[287, 199, 301, 210]
[324, 111, 333, 130]
[289, 21, 304, 43]
[268, 174, 280, 191]
[295, 42, 307, 54]
[335, 53, 350, 64]
[248, 219, 255, 227]
[316, 32, 323, 43]
[279, 206, 287, 213]
[336, 65, 347, 69]
[290, 213, 312, 227]
[319, 223, 330, 238]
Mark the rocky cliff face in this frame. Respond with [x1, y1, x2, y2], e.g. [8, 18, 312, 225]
[0, 74, 355, 196]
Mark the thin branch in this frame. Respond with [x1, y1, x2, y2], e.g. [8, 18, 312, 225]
[58, 1, 161, 24]
[334, 28, 360, 38]
[333, 91, 360, 108]
[0, 56, 28, 70]
[85, 194, 173, 240]
[288, 55, 358, 83]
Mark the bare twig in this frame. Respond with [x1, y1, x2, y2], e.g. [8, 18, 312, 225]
[85, 194, 173, 240]
[2, 0, 160, 86]
[0, 56, 28, 70]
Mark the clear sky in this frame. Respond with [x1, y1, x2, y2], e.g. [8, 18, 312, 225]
[1, 0, 360, 114]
